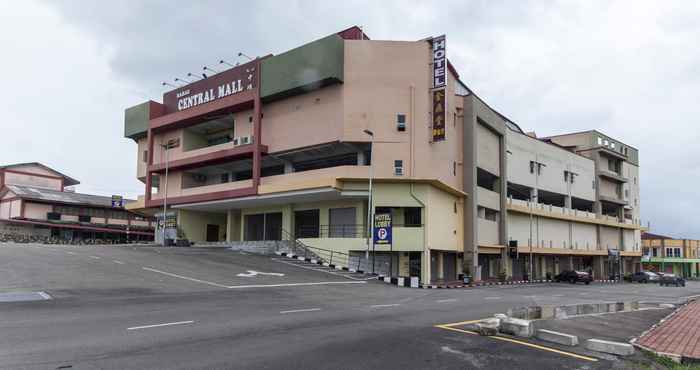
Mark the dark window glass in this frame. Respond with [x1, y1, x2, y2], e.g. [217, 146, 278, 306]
[404, 207, 421, 227]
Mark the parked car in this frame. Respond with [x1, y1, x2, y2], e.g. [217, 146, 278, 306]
[630, 271, 660, 283]
[659, 273, 686, 287]
[554, 270, 592, 284]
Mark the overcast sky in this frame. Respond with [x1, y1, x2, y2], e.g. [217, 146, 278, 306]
[1, 1, 698, 237]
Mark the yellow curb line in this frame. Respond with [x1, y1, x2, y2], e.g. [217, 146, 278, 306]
[435, 322, 598, 362]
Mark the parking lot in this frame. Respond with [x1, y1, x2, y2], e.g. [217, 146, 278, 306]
[0, 243, 698, 369]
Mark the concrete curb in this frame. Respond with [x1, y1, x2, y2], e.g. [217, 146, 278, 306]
[421, 279, 555, 289]
[536, 329, 579, 346]
[276, 252, 369, 276]
[585, 338, 635, 356]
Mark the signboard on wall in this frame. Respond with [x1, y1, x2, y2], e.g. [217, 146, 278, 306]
[111, 195, 124, 208]
[373, 213, 392, 245]
[432, 89, 446, 142]
[431, 35, 447, 142]
[431, 35, 446, 88]
[162, 60, 258, 113]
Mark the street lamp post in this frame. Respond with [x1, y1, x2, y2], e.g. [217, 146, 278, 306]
[161, 143, 170, 247]
[363, 129, 374, 274]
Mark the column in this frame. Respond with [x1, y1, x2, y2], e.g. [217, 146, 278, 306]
[437, 252, 444, 280]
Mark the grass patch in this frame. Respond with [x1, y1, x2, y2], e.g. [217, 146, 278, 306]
[627, 351, 700, 370]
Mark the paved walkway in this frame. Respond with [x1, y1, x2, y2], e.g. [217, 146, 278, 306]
[636, 299, 700, 359]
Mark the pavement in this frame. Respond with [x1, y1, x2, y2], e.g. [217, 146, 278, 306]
[635, 299, 700, 361]
[1, 242, 699, 369]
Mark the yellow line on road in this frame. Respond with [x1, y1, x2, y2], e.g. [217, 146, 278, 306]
[435, 325, 598, 362]
[439, 319, 488, 327]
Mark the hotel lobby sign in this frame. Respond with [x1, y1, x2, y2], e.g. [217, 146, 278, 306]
[431, 35, 446, 142]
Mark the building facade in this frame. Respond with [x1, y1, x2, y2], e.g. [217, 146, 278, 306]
[124, 26, 643, 284]
[0, 162, 154, 243]
[642, 232, 700, 278]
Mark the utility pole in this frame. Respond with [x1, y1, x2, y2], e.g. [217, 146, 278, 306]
[161, 143, 170, 247]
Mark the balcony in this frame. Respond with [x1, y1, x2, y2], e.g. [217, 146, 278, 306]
[477, 187, 501, 210]
[597, 169, 628, 183]
[259, 165, 369, 194]
[149, 141, 265, 174]
[506, 197, 640, 229]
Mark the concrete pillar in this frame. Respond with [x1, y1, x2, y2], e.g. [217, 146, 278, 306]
[282, 204, 293, 236]
[565, 196, 572, 209]
[422, 249, 431, 284]
[437, 252, 444, 280]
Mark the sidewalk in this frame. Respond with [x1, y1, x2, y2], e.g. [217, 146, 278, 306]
[635, 299, 700, 361]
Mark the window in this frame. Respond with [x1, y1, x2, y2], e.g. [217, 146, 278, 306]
[47, 212, 61, 221]
[564, 171, 568, 182]
[404, 207, 422, 227]
[652, 248, 658, 257]
[484, 208, 498, 222]
[220, 173, 229, 183]
[453, 161, 456, 176]
[79, 215, 91, 223]
[207, 135, 232, 146]
[143, 150, 148, 163]
[397, 114, 406, 131]
[453, 202, 457, 213]
[597, 137, 603, 145]
[248, 116, 253, 123]
[666, 248, 673, 257]
[625, 189, 629, 198]
[529, 161, 535, 174]
[603, 139, 609, 146]
[674, 248, 682, 258]
[611, 142, 616, 149]
[394, 160, 404, 176]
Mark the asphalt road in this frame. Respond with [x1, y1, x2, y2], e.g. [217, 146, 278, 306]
[0, 243, 697, 370]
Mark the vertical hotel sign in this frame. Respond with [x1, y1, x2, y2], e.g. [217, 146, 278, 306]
[431, 35, 446, 142]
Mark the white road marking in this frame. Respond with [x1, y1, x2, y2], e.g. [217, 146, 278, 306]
[280, 308, 321, 314]
[236, 270, 285, 277]
[113, 260, 125, 265]
[142, 267, 367, 289]
[66, 251, 76, 255]
[90, 256, 101, 259]
[142, 267, 230, 288]
[552, 294, 564, 297]
[436, 299, 458, 303]
[38, 292, 52, 300]
[227, 281, 367, 289]
[370, 304, 400, 308]
[127, 320, 194, 331]
[484, 297, 501, 300]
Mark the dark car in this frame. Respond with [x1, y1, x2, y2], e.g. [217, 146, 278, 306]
[658, 273, 686, 287]
[630, 271, 660, 283]
[554, 270, 592, 285]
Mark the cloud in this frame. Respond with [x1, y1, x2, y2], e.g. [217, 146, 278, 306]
[3, 0, 699, 237]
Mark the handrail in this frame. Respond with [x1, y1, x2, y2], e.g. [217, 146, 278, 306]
[279, 228, 362, 270]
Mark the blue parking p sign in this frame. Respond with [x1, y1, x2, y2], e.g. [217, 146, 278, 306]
[373, 213, 392, 245]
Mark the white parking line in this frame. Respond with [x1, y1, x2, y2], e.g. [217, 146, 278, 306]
[66, 251, 76, 255]
[113, 260, 125, 265]
[280, 308, 321, 314]
[142, 267, 230, 288]
[127, 320, 194, 331]
[484, 297, 501, 300]
[436, 299, 457, 303]
[90, 256, 101, 259]
[370, 304, 400, 308]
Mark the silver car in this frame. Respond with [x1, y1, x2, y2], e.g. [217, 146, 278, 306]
[630, 271, 660, 283]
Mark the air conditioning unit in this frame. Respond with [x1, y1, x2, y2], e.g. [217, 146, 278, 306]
[241, 135, 252, 145]
[232, 137, 240, 146]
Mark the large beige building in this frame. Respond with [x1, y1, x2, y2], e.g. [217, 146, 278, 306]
[123, 27, 642, 285]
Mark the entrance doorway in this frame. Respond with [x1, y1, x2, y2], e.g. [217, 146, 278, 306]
[206, 224, 220, 242]
[295, 210, 319, 238]
[244, 212, 283, 241]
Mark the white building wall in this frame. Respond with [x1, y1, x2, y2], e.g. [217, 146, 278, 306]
[571, 222, 597, 251]
[476, 123, 500, 176]
[506, 130, 595, 202]
[600, 226, 620, 250]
